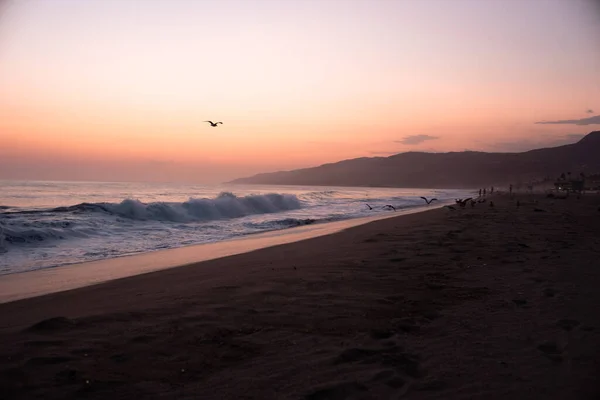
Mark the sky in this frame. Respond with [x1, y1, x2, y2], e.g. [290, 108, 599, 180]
[1, 0, 599, 183]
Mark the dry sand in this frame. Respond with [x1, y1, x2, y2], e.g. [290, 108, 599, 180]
[0, 193, 599, 399]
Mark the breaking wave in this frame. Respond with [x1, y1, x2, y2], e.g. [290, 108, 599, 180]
[3, 192, 302, 222]
[0, 192, 303, 248]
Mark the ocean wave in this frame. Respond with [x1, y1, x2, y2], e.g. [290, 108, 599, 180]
[1, 192, 303, 223]
[100, 192, 302, 222]
[0, 192, 304, 248]
[0, 220, 97, 247]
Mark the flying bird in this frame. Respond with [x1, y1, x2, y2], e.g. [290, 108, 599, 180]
[204, 121, 223, 127]
[420, 197, 438, 205]
[383, 205, 396, 211]
[366, 204, 373, 210]
[586, 109, 594, 114]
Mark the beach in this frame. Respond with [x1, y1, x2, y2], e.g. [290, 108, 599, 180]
[1, 192, 599, 399]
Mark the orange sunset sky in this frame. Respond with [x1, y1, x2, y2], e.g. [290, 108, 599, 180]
[1, 0, 599, 183]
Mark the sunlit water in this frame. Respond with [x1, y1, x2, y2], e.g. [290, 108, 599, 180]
[0, 180, 474, 275]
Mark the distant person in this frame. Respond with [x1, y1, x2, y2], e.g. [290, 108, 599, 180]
[491, 186, 494, 194]
[479, 188, 482, 197]
[483, 188, 487, 196]
[509, 184, 513, 196]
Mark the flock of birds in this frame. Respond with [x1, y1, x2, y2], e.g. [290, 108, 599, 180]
[366, 196, 437, 212]
[366, 196, 495, 212]
[444, 197, 493, 211]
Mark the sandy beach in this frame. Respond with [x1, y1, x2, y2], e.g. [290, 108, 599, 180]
[1, 192, 599, 399]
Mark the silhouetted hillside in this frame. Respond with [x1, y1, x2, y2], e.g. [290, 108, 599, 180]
[229, 131, 600, 188]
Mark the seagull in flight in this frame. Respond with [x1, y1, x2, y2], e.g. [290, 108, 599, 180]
[420, 197, 438, 205]
[366, 204, 373, 210]
[204, 121, 223, 127]
[383, 204, 396, 211]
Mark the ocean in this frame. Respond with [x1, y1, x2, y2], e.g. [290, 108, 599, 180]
[0, 180, 473, 275]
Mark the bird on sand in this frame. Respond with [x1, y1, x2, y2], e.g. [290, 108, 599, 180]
[420, 197, 438, 205]
[456, 198, 472, 208]
[383, 205, 396, 211]
[366, 204, 373, 210]
[204, 121, 223, 127]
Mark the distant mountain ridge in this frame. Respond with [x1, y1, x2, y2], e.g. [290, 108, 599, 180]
[229, 131, 600, 188]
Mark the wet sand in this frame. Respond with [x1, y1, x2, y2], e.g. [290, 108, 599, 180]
[0, 193, 599, 399]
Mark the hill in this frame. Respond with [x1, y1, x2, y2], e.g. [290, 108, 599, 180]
[229, 131, 600, 188]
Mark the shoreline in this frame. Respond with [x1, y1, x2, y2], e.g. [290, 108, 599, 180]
[0, 202, 448, 304]
[2, 193, 597, 399]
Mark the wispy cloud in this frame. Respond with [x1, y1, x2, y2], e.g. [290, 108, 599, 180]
[587, 109, 594, 114]
[535, 115, 600, 125]
[489, 134, 585, 152]
[395, 135, 439, 145]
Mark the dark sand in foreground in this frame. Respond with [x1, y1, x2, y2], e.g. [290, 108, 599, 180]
[1, 193, 599, 399]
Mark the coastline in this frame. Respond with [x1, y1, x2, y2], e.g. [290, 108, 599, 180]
[0, 202, 448, 304]
[1, 193, 598, 399]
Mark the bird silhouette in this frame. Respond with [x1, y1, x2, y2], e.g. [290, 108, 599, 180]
[455, 198, 472, 208]
[204, 121, 223, 127]
[420, 197, 438, 205]
[383, 205, 396, 211]
[366, 204, 373, 210]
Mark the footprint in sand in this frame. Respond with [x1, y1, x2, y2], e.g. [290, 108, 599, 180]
[537, 341, 563, 362]
[369, 329, 394, 340]
[305, 381, 368, 400]
[556, 319, 580, 331]
[385, 376, 406, 389]
[334, 346, 422, 378]
[512, 298, 528, 307]
[395, 318, 421, 334]
[370, 370, 395, 382]
[26, 317, 75, 333]
[55, 369, 78, 385]
[414, 379, 447, 391]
